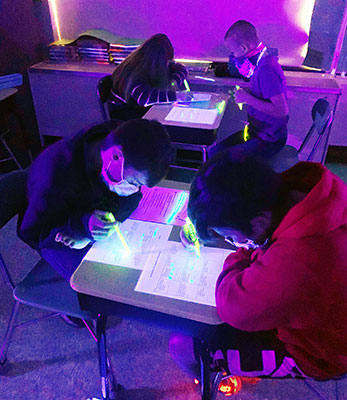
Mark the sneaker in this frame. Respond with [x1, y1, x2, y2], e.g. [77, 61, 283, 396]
[218, 375, 242, 396]
[59, 314, 86, 328]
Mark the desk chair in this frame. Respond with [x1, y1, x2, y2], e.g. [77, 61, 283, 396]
[264, 98, 333, 173]
[0, 171, 118, 399]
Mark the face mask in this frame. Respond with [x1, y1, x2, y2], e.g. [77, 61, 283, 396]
[100, 147, 139, 196]
[231, 42, 267, 78]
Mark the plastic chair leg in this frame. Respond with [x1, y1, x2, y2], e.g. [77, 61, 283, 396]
[0, 300, 20, 372]
[0, 137, 23, 169]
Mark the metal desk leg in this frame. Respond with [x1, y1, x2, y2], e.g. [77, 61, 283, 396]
[199, 339, 211, 400]
[96, 314, 118, 400]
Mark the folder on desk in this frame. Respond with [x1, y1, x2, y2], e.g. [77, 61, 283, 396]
[165, 107, 218, 125]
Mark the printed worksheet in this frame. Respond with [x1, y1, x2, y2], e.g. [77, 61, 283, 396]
[164, 107, 218, 125]
[135, 242, 231, 306]
[84, 219, 172, 270]
[130, 186, 188, 225]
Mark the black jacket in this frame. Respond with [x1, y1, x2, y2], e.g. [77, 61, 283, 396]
[19, 124, 142, 251]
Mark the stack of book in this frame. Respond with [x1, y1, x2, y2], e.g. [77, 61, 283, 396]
[109, 43, 140, 65]
[77, 46, 109, 64]
[48, 42, 77, 62]
[0, 73, 23, 90]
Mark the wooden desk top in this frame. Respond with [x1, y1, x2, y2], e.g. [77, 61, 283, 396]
[70, 179, 222, 326]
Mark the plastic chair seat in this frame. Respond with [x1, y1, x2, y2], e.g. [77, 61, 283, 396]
[13, 259, 97, 320]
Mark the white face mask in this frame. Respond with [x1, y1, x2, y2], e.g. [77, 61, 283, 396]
[100, 146, 140, 196]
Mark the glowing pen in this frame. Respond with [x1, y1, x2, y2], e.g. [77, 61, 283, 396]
[184, 217, 201, 257]
[183, 79, 191, 92]
[105, 212, 131, 256]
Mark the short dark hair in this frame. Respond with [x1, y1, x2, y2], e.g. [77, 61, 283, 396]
[188, 152, 282, 243]
[103, 119, 172, 187]
[224, 20, 258, 46]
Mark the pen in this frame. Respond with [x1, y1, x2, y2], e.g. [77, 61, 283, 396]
[184, 217, 201, 257]
[105, 212, 131, 256]
[183, 79, 191, 92]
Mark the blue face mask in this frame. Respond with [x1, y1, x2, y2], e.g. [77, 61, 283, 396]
[229, 43, 267, 78]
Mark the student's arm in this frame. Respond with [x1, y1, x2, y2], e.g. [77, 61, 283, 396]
[130, 80, 177, 107]
[215, 242, 304, 331]
[169, 62, 188, 89]
[235, 89, 288, 118]
[235, 63, 289, 118]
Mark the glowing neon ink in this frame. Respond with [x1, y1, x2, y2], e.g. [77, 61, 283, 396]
[166, 192, 188, 224]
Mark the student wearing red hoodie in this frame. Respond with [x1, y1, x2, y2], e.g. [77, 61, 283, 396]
[170, 154, 347, 380]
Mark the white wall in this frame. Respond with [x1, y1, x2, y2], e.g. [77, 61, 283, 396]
[49, 0, 315, 65]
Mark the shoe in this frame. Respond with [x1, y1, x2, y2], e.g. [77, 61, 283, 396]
[218, 375, 242, 396]
[59, 314, 86, 328]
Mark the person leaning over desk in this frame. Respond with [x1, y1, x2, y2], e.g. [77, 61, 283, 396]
[171, 152, 347, 380]
[209, 20, 289, 159]
[108, 33, 188, 120]
[19, 119, 172, 282]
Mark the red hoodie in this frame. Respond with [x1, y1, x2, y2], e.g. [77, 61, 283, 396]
[215, 162, 347, 379]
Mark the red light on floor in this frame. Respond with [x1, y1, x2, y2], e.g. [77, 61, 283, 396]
[218, 376, 242, 396]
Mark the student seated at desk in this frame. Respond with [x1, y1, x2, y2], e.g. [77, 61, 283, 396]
[209, 20, 289, 159]
[109, 33, 188, 120]
[19, 119, 172, 282]
[171, 153, 347, 381]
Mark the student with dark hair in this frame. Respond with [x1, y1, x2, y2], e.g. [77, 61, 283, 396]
[19, 119, 172, 281]
[209, 20, 289, 159]
[171, 153, 347, 381]
[109, 33, 188, 119]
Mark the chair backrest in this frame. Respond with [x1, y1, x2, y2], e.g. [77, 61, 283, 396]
[298, 98, 333, 162]
[97, 75, 113, 121]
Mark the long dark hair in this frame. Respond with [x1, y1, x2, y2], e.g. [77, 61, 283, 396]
[112, 33, 174, 101]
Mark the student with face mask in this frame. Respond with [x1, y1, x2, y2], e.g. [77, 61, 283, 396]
[209, 20, 289, 159]
[171, 152, 347, 382]
[19, 119, 172, 281]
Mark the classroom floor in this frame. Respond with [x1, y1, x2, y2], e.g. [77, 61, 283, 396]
[0, 163, 346, 400]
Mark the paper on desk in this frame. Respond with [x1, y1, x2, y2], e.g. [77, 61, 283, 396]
[130, 186, 188, 225]
[164, 107, 218, 125]
[192, 93, 211, 102]
[84, 219, 172, 270]
[135, 242, 231, 306]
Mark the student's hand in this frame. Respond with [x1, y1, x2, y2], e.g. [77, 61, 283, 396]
[234, 87, 251, 105]
[55, 233, 91, 249]
[88, 210, 118, 241]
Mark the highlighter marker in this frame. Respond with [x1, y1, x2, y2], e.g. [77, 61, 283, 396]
[184, 79, 191, 92]
[105, 212, 131, 255]
[184, 217, 201, 257]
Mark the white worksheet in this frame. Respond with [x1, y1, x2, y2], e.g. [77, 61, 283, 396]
[164, 107, 218, 125]
[84, 219, 172, 270]
[135, 242, 231, 306]
[192, 93, 211, 102]
[130, 186, 188, 225]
